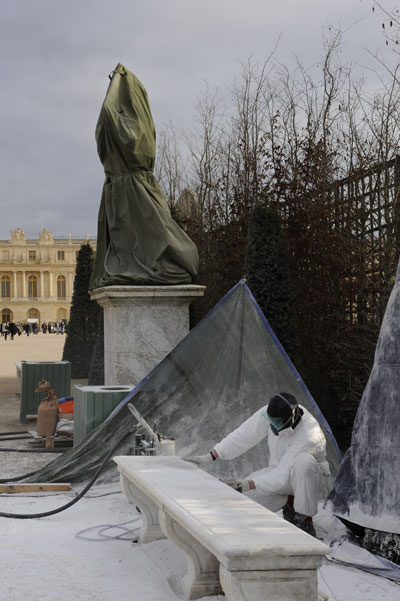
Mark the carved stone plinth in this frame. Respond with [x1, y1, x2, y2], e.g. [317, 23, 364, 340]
[90, 285, 205, 386]
[120, 474, 166, 544]
[159, 511, 222, 599]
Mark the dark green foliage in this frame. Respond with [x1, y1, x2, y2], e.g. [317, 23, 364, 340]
[88, 309, 105, 385]
[244, 203, 300, 365]
[62, 244, 101, 378]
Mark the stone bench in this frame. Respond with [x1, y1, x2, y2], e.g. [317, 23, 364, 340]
[113, 456, 330, 601]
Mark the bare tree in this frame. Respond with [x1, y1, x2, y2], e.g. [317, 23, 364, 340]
[155, 119, 186, 207]
[158, 26, 400, 451]
[185, 82, 226, 231]
[371, 1, 400, 45]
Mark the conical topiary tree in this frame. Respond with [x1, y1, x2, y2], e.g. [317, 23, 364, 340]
[62, 243, 101, 378]
[244, 203, 300, 365]
[88, 309, 104, 385]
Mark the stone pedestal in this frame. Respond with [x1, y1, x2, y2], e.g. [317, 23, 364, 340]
[90, 285, 205, 386]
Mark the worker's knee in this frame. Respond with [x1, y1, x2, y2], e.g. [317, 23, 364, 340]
[291, 452, 320, 479]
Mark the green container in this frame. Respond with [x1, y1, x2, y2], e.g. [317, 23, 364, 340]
[20, 361, 71, 423]
[73, 385, 133, 446]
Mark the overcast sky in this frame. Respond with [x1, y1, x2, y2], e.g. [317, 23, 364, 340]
[0, 0, 392, 239]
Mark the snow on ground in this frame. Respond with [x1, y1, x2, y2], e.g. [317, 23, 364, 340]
[1, 482, 399, 601]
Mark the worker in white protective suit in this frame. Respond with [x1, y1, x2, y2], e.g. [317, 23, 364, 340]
[184, 392, 331, 536]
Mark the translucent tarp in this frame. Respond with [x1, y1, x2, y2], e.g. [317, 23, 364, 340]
[327, 539, 400, 582]
[27, 281, 341, 484]
[328, 259, 400, 535]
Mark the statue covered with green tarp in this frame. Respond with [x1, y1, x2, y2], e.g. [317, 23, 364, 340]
[90, 64, 199, 289]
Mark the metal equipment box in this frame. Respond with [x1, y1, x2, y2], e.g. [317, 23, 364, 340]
[73, 384, 134, 446]
[20, 361, 71, 423]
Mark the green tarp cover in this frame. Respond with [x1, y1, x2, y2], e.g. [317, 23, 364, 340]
[90, 64, 198, 289]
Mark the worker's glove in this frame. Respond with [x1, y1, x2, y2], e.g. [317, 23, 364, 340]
[182, 453, 214, 468]
[224, 478, 250, 493]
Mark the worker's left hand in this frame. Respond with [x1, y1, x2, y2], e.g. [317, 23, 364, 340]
[224, 478, 251, 493]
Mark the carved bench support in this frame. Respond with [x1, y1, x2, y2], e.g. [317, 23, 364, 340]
[120, 474, 166, 543]
[159, 510, 222, 599]
[220, 564, 319, 601]
[114, 457, 330, 601]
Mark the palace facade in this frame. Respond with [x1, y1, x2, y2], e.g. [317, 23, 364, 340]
[0, 228, 97, 325]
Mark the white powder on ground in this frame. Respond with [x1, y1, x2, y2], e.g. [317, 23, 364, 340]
[0, 485, 399, 601]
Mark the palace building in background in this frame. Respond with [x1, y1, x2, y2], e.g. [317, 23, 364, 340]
[0, 228, 97, 324]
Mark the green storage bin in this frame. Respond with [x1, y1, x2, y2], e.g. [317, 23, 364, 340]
[73, 385, 133, 446]
[20, 361, 71, 423]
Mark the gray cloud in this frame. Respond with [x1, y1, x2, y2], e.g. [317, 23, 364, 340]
[0, 0, 389, 238]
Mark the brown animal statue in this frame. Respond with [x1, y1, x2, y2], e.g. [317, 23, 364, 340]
[35, 380, 59, 437]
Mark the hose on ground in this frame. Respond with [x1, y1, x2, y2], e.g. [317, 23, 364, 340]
[0, 431, 131, 519]
[0, 430, 29, 436]
[0, 436, 33, 442]
[0, 447, 64, 454]
[0, 468, 39, 483]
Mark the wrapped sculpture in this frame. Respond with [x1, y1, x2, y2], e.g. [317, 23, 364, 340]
[90, 64, 199, 289]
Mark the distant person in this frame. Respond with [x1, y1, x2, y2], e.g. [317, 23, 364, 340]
[47, 323, 52, 334]
[60, 321, 65, 334]
[8, 321, 18, 341]
[2, 322, 9, 340]
[23, 323, 31, 336]
[56, 321, 60, 334]
[32, 322, 38, 334]
[41, 322, 47, 334]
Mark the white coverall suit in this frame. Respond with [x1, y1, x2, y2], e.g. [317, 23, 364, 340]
[214, 405, 331, 517]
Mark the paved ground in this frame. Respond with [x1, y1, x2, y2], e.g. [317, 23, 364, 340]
[0, 333, 86, 479]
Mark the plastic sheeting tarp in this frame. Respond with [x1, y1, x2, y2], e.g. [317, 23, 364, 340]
[90, 63, 198, 289]
[328, 259, 400, 535]
[327, 539, 400, 582]
[26, 281, 341, 484]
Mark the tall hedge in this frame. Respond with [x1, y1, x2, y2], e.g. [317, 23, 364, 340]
[244, 204, 300, 365]
[62, 243, 101, 378]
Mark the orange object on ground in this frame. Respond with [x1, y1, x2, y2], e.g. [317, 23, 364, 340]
[59, 400, 74, 414]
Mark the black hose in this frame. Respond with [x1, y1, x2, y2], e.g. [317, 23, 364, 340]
[0, 447, 67, 482]
[0, 436, 32, 442]
[0, 430, 29, 436]
[0, 431, 131, 519]
[0, 469, 39, 483]
[0, 447, 64, 453]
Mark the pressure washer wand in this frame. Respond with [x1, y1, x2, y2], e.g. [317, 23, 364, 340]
[127, 403, 160, 443]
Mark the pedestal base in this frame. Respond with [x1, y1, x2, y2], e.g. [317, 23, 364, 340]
[90, 285, 205, 386]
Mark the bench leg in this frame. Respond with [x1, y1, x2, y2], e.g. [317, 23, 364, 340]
[159, 510, 222, 600]
[120, 474, 166, 544]
[220, 565, 319, 601]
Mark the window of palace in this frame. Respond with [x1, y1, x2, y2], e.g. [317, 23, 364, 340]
[28, 308, 40, 320]
[57, 308, 67, 321]
[1, 275, 11, 298]
[57, 275, 66, 299]
[2, 250, 9, 261]
[28, 250, 36, 261]
[1, 308, 12, 322]
[57, 250, 65, 261]
[28, 275, 38, 298]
